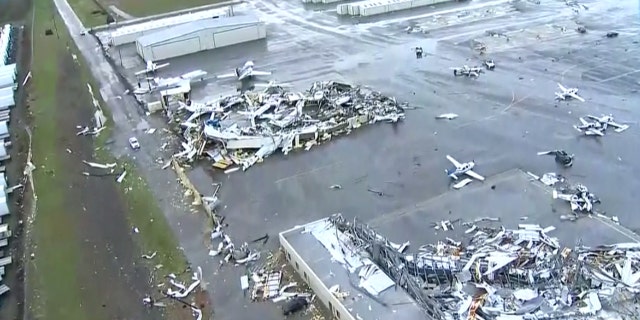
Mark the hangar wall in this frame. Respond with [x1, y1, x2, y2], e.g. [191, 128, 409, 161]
[135, 16, 266, 62]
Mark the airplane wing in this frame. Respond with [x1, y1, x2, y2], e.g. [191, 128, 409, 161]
[537, 150, 554, 156]
[250, 70, 272, 76]
[585, 115, 599, 122]
[217, 72, 237, 79]
[579, 117, 590, 126]
[552, 189, 573, 201]
[135, 69, 149, 76]
[446, 155, 462, 167]
[608, 121, 629, 132]
[155, 63, 170, 70]
[465, 170, 485, 181]
[587, 129, 604, 136]
[568, 92, 585, 102]
[557, 83, 568, 92]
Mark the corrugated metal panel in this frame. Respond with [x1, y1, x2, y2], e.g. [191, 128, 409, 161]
[213, 25, 262, 48]
[150, 37, 202, 61]
[137, 15, 261, 47]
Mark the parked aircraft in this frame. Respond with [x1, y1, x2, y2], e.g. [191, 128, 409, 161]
[451, 65, 484, 78]
[132, 69, 207, 95]
[135, 60, 170, 76]
[574, 117, 605, 136]
[555, 83, 585, 102]
[445, 155, 485, 181]
[217, 61, 272, 81]
[585, 114, 629, 133]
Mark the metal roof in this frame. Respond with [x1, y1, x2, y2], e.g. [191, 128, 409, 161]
[109, 7, 230, 38]
[137, 15, 262, 47]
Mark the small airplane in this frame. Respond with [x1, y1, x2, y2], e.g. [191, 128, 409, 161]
[585, 114, 629, 133]
[135, 60, 170, 76]
[445, 155, 485, 181]
[133, 70, 207, 95]
[451, 65, 484, 78]
[553, 184, 599, 213]
[217, 61, 272, 81]
[555, 83, 585, 102]
[537, 150, 574, 167]
[574, 117, 605, 136]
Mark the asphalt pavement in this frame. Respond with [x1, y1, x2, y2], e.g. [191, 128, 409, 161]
[54, 0, 640, 319]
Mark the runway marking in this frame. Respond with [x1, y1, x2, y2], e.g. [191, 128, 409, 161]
[560, 65, 578, 82]
[274, 161, 344, 184]
[592, 215, 640, 242]
[596, 69, 640, 83]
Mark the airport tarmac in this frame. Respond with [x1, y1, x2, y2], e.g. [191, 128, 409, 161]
[65, 0, 640, 319]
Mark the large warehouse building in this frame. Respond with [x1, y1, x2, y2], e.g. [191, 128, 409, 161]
[135, 15, 266, 62]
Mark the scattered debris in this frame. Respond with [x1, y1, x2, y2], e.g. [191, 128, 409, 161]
[329, 184, 342, 189]
[82, 160, 116, 169]
[483, 59, 496, 70]
[553, 183, 600, 214]
[414, 46, 424, 59]
[606, 31, 619, 38]
[142, 251, 157, 259]
[537, 150, 574, 167]
[576, 26, 587, 33]
[435, 113, 459, 120]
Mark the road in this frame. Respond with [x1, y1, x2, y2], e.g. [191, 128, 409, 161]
[54, 0, 640, 319]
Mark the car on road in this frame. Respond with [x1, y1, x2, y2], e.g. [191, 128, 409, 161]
[128, 137, 140, 150]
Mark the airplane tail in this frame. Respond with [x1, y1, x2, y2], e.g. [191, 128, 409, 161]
[445, 169, 450, 175]
[235, 68, 240, 77]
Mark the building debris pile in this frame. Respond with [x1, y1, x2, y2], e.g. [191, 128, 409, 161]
[240, 251, 314, 316]
[143, 267, 204, 320]
[526, 172, 601, 217]
[327, 214, 639, 320]
[209, 224, 260, 266]
[169, 81, 407, 171]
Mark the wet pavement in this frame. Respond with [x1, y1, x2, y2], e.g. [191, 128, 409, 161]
[65, 0, 640, 319]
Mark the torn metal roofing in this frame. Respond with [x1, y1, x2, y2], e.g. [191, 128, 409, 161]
[136, 15, 263, 47]
[280, 218, 426, 320]
[316, 214, 640, 320]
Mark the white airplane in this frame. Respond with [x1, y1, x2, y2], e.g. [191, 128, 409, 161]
[451, 65, 484, 78]
[445, 155, 485, 181]
[135, 60, 170, 76]
[555, 83, 585, 102]
[216, 61, 271, 81]
[574, 117, 605, 136]
[133, 70, 207, 95]
[585, 114, 629, 133]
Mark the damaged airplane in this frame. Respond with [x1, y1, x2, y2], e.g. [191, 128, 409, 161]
[445, 155, 485, 182]
[451, 65, 484, 78]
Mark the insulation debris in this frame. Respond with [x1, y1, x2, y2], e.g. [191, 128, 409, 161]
[167, 81, 407, 171]
[323, 214, 640, 320]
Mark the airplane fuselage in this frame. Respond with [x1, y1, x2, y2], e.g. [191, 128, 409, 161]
[446, 162, 475, 179]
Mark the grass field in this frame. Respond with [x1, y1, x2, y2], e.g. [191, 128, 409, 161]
[67, 0, 228, 27]
[28, 0, 187, 318]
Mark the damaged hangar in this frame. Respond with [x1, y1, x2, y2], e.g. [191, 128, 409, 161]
[135, 15, 266, 62]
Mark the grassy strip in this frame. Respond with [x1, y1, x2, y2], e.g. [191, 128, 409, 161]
[29, 1, 89, 319]
[94, 129, 187, 273]
[68, 0, 227, 27]
[29, 1, 187, 319]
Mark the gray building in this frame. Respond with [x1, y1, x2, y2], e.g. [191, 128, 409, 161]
[279, 218, 426, 320]
[135, 15, 266, 62]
